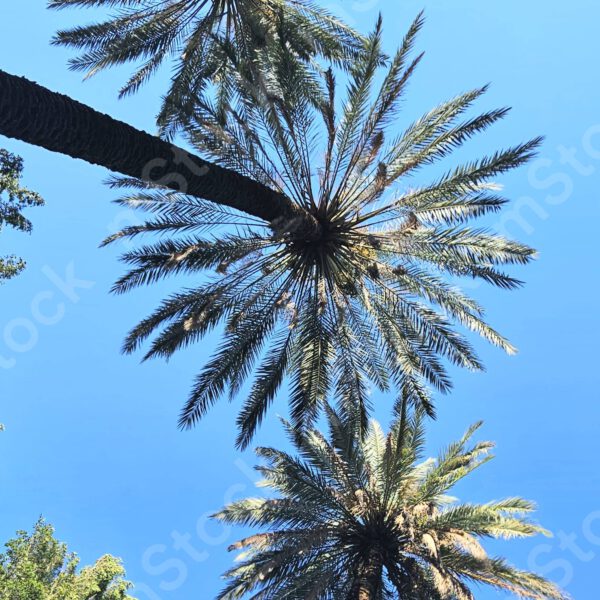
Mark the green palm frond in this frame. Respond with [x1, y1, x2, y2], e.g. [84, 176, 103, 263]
[49, 0, 365, 134]
[106, 14, 539, 445]
[214, 411, 567, 599]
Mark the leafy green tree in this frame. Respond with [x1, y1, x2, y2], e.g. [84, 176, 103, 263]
[106, 15, 539, 445]
[49, 0, 364, 134]
[214, 407, 566, 599]
[0, 149, 44, 283]
[0, 519, 135, 599]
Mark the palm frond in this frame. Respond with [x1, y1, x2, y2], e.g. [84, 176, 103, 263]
[50, 0, 366, 133]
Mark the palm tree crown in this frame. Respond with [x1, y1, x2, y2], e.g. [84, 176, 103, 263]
[49, 0, 363, 134]
[214, 407, 566, 599]
[106, 14, 539, 446]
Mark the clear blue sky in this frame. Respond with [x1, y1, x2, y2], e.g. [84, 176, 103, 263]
[1, 2, 599, 598]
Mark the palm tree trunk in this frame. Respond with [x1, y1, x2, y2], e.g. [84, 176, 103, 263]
[0, 69, 310, 229]
[350, 551, 383, 600]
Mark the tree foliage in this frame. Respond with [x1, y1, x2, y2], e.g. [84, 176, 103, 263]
[0, 519, 135, 600]
[215, 407, 566, 599]
[106, 14, 539, 445]
[0, 149, 44, 283]
[49, 0, 364, 135]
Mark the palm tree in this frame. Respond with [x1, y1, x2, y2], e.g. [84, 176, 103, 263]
[107, 15, 540, 446]
[49, 0, 364, 135]
[214, 406, 566, 599]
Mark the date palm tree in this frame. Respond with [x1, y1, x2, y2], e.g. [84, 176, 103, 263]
[106, 15, 539, 446]
[49, 0, 364, 135]
[214, 406, 566, 599]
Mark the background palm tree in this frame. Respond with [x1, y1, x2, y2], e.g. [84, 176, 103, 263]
[214, 406, 566, 599]
[107, 15, 539, 445]
[49, 0, 364, 135]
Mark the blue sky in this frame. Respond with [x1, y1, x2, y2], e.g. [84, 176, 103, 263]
[1, 1, 599, 598]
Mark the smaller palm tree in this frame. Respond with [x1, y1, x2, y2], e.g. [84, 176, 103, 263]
[214, 407, 566, 599]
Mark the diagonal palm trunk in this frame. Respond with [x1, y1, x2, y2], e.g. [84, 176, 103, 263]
[0, 70, 308, 228]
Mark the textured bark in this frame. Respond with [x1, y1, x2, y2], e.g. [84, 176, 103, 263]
[0, 69, 306, 226]
[350, 551, 384, 600]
